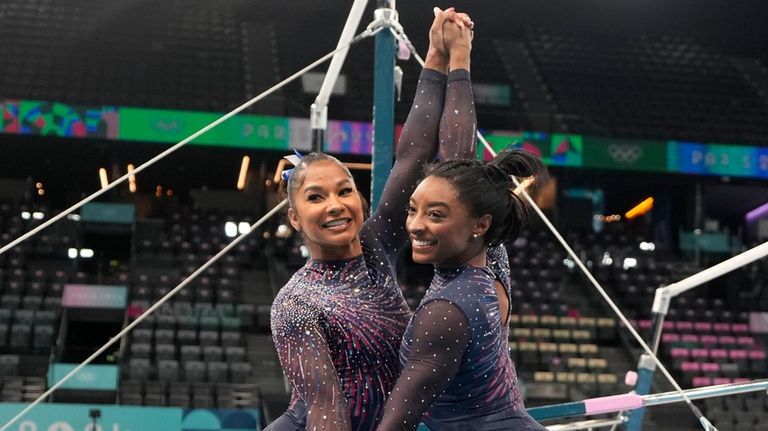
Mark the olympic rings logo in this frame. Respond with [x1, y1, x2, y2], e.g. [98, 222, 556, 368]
[607, 144, 642, 164]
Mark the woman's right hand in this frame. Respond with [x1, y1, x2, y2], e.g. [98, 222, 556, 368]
[428, 7, 454, 58]
[442, 10, 474, 55]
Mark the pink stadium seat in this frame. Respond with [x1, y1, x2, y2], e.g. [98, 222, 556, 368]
[681, 362, 701, 372]
[682, 334, 700, 344]
[731, 323, 749, 334]
[701, 362, 719, 375]
[691, 348, 709, 361]
[692, 376, 712, 387]
[709, 349, 728, 361]
[694, 322, 712, 333]
[728, 350, 748, 360]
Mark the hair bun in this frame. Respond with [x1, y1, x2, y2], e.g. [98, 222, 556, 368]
[481, 163, 511, 186]
[490, 149, 545, 178]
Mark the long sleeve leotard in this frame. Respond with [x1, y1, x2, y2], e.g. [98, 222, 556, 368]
[378, 247, 547, 431]
[267, 68, 476, 431]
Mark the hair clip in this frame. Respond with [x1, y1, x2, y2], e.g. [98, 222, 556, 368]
[512, 176, 535, 196]
[281, 149, 305, 182]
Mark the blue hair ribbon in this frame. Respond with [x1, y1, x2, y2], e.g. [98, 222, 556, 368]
[281, 149, 305, 182]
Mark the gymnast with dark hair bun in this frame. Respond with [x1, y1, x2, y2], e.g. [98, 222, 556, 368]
[265, 8, 478, 430]
[378, 149, 550, 430]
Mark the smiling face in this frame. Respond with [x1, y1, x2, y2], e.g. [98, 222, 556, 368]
[287, 160, 364, 261]
[406, 176, 490, 267]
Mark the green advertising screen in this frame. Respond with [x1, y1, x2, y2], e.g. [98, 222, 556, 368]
[584, 137, 667, 172]
[119, 107, 290, 149]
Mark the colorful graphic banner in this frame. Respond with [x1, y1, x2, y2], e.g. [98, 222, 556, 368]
[326, 120, 374, 155]
[3, 97, 768, 180]
[484, 131, 584, 167]
[549, 134, 584, 167]
[18, 101, 118, 138]
[1, 100, 19, 133]
[0, 403, 261, 431]
[478, 130, 525, 161]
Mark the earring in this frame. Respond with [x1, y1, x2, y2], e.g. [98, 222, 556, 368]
[472, 233, 479, 239]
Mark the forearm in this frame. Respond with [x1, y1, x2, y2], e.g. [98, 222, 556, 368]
[439, 68, 477, 160]
[366, 66, 446, 256]
[378, 300, 469, 430]
[395, 69, 445, 161]
[272, 309, 351, 431]
[378, 368, 448, 430]
[307, 388, 351, 431]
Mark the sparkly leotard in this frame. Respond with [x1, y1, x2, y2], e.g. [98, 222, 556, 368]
[378, 246, 547, 430]
[267, 69, 478, 431]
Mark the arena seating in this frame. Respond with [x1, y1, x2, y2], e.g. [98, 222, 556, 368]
[0, 0, 248, 112]
[7, 1, 768, 146]
[515, 28, 768, 144]
[120, 206, 280, 408]
[2, 190, 767, 422]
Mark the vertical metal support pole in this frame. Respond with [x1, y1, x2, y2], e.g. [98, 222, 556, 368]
[311, 110, 326, 152]
[626, 289, 669, 431]
[626, 354, 657, 431]
[370, 1, 396, 211]
[310, 0, 369, 153]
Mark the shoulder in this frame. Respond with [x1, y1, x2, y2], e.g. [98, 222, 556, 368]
[486, 245, 511, 292]
[271, 272, 324, 332]
[273, 268, 308, 304]
[430, 266, 494, 303]
[413, 297, 469, 330]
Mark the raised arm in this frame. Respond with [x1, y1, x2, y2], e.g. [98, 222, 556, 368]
[271, 301, 351, 431]
[377, 300, 471, 430]
[438, 13, 477, 161]
[362, 10, 455, 256]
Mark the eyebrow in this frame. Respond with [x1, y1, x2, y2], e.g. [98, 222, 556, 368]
[410, 199, 450, 209]
[303, 179, 352, 193]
